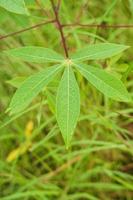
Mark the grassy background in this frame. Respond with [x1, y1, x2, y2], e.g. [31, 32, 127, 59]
[0, 0, 133, 199]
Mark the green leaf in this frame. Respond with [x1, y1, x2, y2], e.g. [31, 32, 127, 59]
[74, 63, 131, 102]
[5, 46, 64, 63]
[7, 77, 27, 88]
[121, 64, 133, 82]
[46, 90, 56, 114]
[56, 66, 80, 148]
[0, 0, 29, 15]
[71, 43, 129, 61]
[8, 65, 63, 114]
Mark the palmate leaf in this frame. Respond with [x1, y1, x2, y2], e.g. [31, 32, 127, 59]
[71, 43, 129, 61]
[74, 63, 131, 102]
[0, 0, 28, 15]
[8, 65, 63, 115]
[56, 66, 80, 148]
[5, 47, 64, 63]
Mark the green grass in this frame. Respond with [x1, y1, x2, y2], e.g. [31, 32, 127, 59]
[0, 0, 133, 199]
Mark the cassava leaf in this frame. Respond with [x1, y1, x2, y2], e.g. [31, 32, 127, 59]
[5, 46, 64, 63]
[74, 63, 131, 102]
[46, 90, 56, 114]
[56, 66, 80, 148]
[8, 65, 63, 114]
[0, 0, 29, 15]
[7, 77, 27, 88]
[71, 43, 129, 61]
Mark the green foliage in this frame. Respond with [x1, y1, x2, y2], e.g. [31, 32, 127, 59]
[71, 43, 129, 61]
[8, 65, 63, 114]
[74, 63, 131, 102]
[0, 0, 28, 15]
[5, 42, 130, 147]
[6, 47, 64, 63]
[56, 66, 80, 148]
[0, 1, 133, 199]
[7, 77, 26, 88]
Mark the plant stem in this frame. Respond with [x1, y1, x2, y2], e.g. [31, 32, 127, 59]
[62, 23, 133, 29]
[0, 20, 55, 40]
[50, 0, 69, 58]
[1, 20, 133, 41]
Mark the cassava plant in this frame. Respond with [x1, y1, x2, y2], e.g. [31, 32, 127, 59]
[1, 0, 131, 148]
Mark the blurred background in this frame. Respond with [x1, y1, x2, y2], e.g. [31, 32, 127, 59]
[0, 0, 133, 199]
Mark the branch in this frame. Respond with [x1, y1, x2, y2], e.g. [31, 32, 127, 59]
[1, 20, 132, 41]
[62, 23, 133, 29]
[0, 20, 55, 41]
[50, 0, 69, 58]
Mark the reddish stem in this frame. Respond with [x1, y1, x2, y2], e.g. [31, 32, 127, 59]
[50, 0, 69, 58]
[0, 20, 55, 40]
[62, 23, 133, 29]
[1, 21, 133, 41]
[1, 1, 133, 44]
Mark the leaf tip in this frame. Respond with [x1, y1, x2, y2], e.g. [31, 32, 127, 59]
[5, 107, 11, 114]
[119, 92, 132, 103]
[124, 45, 130, 50]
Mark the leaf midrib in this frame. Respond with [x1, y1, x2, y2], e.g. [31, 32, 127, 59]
[11, 66, 61, 109]
[11, 49, 64, 62]
[66, 66, 70, 145]
[75, 63, 125, 99]
[72, 46, 125, 61]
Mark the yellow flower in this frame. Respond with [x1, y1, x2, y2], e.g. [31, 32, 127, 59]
[25, 120, 34, 139]
[6, 120, 34, 162]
